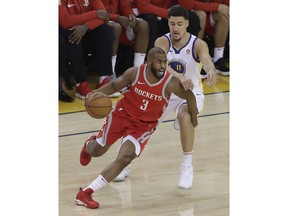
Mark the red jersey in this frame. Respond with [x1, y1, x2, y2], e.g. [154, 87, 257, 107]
[177, 0, 229, 12]
[59, 0, 106, 30]
[102, 0, 134, 22]
[116, 64, 173, 128]
[135, 0, 177, 19]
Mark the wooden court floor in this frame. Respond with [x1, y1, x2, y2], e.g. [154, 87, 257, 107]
[59, 74, 229, 216]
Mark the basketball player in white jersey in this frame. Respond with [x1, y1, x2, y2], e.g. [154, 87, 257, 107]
[155, 5, 217, 189]
[114, 5, 217, 187]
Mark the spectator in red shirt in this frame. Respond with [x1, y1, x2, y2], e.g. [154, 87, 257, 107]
[101, 0, 149, 81]
[59, 0, 116, 99]
[177, 0, 230, 76]
[134, 0, 201, 51]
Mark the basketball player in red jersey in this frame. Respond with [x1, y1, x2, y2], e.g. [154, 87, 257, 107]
[74, 47, 198, 209]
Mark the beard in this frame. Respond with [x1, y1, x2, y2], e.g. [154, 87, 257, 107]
[151, 66, 165, 79]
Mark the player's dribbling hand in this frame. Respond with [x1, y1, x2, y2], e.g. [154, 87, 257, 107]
[85, 91, 109, 106]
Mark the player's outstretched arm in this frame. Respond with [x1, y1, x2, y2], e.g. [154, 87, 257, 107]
[195, 39, 217, 86]
[166, 77, 198, 127]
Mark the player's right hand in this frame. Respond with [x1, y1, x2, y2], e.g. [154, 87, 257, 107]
[206, 69, 217, 86]
[178, 76, 193, 91]
[85, 91, 109, 106]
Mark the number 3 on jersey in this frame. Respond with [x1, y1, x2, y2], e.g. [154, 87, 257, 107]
[140, 99, 149, 110]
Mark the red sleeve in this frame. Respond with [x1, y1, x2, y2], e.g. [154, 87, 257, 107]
[109, 14, 119, 22]
[210, 0, 229, 6]
[59, 0, 105, 30]
[177, 0, 219, 12]
[135, 0, 168, 19]
[119, 0, 134, 17]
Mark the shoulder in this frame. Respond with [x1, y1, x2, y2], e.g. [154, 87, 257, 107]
[193, 37, 209, 56]
[155, 36, 170, 52]
[194, 37, 208, 49]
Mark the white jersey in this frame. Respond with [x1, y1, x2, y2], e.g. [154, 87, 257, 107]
[164, 33, 203, 95]
[159, 33, 205, 128]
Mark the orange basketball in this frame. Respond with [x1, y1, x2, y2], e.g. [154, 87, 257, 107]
[85, 96, 113, 119]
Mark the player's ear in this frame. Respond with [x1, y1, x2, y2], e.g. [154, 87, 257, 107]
[146, 58, 152, 66]
[185, 20, 189, 28]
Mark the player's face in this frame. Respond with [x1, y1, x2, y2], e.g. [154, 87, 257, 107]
[168, 16, 189, 42]
[150, 53, 167, 79]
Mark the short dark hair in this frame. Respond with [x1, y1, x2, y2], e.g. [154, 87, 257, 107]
[168, 5, 189, 20]
[147, 47, 166, 61]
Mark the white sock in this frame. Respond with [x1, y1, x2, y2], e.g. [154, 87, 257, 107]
[182, 152, 193, 167]
[111, 55, 117, 78]
[84, 175, 108, 192]
[133, 53, 146, 67]
[213, 47, 224, 62]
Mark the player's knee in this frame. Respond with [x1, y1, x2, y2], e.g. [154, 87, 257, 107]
[89, 141, 108, 157]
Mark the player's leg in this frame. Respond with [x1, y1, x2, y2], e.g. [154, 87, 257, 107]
[176, 92, 204, 189]
[79, 134, 110, 166]
[101, 140, 137, 182]
[75, 139, 137, 209]
[176, 104, 195, 189]
[113, 97, 180, 182]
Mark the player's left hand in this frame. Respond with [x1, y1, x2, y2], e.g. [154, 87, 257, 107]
[178, 76, 193, 91]
[206, 68, 218, 86]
